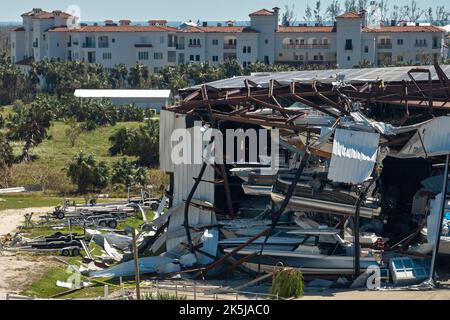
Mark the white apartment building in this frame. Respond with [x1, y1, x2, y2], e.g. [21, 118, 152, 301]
[11, 8, 446, 72]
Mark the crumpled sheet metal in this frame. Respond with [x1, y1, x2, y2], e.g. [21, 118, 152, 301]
[328, 129, 380, 184]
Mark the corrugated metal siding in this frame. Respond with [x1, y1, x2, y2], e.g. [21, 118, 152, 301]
[159, 110, 188, 173]
[165, 123, 216, 263]
[328, 129, 380, 184]
[397, 116, 450, 158]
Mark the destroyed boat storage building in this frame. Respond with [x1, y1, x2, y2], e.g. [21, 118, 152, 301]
[158, 64, 450, 278]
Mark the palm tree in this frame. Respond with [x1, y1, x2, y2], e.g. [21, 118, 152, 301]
[110, 64, 128, 89]
[67, 151, 111, 194]
[128, 63, 150, 89]
[112, 158, 135, 188]
[7, 102, 52, 163]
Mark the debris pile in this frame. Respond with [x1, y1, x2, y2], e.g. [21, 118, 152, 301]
[5, 64, 450, 296]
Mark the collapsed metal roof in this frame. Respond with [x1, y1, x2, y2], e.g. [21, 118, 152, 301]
[184, 65, 450, 91]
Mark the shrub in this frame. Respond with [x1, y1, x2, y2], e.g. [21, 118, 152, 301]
[270, 268, 304, 299]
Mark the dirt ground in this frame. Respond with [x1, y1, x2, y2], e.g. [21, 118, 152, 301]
[0, 207, 55, 299]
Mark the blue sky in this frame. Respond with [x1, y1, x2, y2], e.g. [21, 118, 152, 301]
[1, 0, 448, 22]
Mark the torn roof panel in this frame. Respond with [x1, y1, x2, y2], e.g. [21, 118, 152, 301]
[183, 65, 450, 91]
[328, 129, 380, 184]
[396, 117, 450, 158]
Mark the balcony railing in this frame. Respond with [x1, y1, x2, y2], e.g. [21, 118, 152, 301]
[188, 44, 201, 48]
[176, 44, 185, 50]
[377, 44, 392, 49]
[98, 42, 109, 48]
[82, 43, 96, 48]
[415, 43, 428, 47]
[282, 44, 330, 49]
[223, 44, 237, 50]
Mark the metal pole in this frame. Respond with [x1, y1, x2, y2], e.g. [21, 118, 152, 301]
[132, 229, 141, 300]
[429, 154, 449, 282]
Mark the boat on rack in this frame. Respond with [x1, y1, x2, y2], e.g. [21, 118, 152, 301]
[271, 175, 381, 219]
[220, 229, 380, 275]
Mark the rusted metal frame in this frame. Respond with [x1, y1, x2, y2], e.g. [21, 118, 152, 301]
[353, 177, 378, 279]
[218, 162, 235, 218]
[192, 247, 255, 278]
[407, 69, 434, 115]
[248, 96, 299, 116]
[235, 112, 290, 122]
[286, 112, 308, 126]
[183, 89, 201, 103]
[202, 227, 272, 275]
[268, 80, 289, 118]
[344, 85, 450, 106]
[312, 81, 340, 109]
[290, 93, 340, 118]
[434, 63, 450, 99]
[201, 85, 235, 218]
[223, 252, 258, 276]
[175, 89, 339, 110]
[212, 113, 307, 131]
[371, 98, 450, 110]
[184, 161, 209, 254]
[258, 150, 311, 270]
[399, 80, 410, 126]
[201, 85, 214, 118]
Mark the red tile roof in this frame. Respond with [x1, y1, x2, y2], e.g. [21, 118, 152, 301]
[249, 9, 274, 16]
[22, 10, 72, 20]
[277, 26, 336, 33]
[48, 25, 178, 33]
[363, 25, 444, 33]
[178, 26, 258, 33]
[336, 12, 362, 19]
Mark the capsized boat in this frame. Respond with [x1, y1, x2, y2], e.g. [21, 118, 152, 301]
[220, 229, 381, 275]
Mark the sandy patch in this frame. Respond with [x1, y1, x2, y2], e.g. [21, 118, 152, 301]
[0, 207, 55, 299]
[0, 253, 57, 299]
[0, 207, 53, 236]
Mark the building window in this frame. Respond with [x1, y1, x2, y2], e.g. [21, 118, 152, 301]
[195, 55, 200, 61]
[168, 51, 176, 63]
[243, 46, 251, 54]
[397, 39, 404, 45]
[102, 52, 112, 60]
[190, 55, 194, 61]
[154, 52, 163, 60]
[99, 36, 109, 48]
[212, 39, 218, 45]
[364, 46, 369, 53]
[265, 39, 268, 44]
[345, 39, 353, 50]
[347, 56, 351, 61]
[154, 67, 162, 73]
[212, 55, 219, 62]
[397, 55, 404, 62]
[138, 52, 149, 60]
[112, 39, 116, 43]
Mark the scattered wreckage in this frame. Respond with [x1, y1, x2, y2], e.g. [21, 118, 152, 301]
[5, 64, 450, 294]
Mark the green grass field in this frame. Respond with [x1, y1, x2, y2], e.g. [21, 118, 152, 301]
[23, 121, 142, 168]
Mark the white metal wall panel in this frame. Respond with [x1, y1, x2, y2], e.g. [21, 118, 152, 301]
[328, 129, 380, 184]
